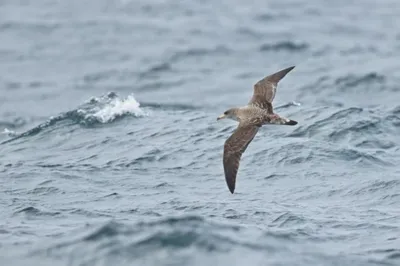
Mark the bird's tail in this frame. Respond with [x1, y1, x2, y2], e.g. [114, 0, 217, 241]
[284, 119, 298, 125]
[269, 115, 298, 126]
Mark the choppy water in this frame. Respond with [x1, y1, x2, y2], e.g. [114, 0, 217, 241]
[1, 0, 400, 265]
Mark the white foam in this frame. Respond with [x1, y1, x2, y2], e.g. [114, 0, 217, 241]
[2, 128, 17, 137]
[90, 94, 147, 123]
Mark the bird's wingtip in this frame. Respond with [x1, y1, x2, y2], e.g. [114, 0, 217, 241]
[264, 65, 296, 84]
[227, 182, 235, 194]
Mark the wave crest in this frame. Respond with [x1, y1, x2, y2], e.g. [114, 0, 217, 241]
[1, 92, 146, 144]
[81, 92, 146, 124]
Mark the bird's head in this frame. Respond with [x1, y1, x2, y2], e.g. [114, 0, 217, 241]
[217, 108, 239, 121]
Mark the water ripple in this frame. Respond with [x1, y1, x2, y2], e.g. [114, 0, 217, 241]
[260, 41, 309, 52]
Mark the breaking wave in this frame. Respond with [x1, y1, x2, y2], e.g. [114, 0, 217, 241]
[1, 92, 146, 144]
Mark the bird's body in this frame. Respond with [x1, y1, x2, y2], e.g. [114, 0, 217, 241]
[217, 66, 298, 194]
[226, 105, 295, 126]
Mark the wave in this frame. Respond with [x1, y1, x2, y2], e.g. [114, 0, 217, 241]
[288, 106, 399, 152]
[260, 41, 309, 52]
[289, 107, 363, 138]
[0, 117, 26, 129]
[83, 92, 146, 123]
[1, 92, 146, 145]
[14, 206, 62, 218]
[348, 179, 400, 198]
[2, 128, 18, 137]
[170, 45, 232, 62]
[298, 72, 394, 104]
[139, 101, 200, 111]
[23, 215, 388, 266]
[334, 72, 386, 90]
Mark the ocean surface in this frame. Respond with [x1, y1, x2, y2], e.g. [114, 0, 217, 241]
[1, 0, 400, 265]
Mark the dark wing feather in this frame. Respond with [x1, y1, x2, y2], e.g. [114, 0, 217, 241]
[249, 66, 295, 113]
[223, 124, 260, 194]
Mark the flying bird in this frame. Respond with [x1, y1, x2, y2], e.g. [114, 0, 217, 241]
[217, 66, 298, 194]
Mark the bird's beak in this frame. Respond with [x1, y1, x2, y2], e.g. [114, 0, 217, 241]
[217, 114, 226, 121]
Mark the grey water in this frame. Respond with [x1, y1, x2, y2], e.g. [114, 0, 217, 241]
[1, 0, 400, 265]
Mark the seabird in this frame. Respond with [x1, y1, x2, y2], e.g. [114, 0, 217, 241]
[217, 66, 298, 194]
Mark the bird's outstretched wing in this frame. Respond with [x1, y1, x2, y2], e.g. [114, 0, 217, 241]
[223, 123, 260, 193]
[248, 66, 295, 113]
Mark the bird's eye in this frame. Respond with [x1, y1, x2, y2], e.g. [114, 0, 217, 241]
[224, 111, 228, 115]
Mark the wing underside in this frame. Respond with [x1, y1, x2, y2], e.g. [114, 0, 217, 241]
[223, 124, 260, 193]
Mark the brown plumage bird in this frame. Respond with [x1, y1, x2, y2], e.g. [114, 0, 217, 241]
[217, 66, 298, 194]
